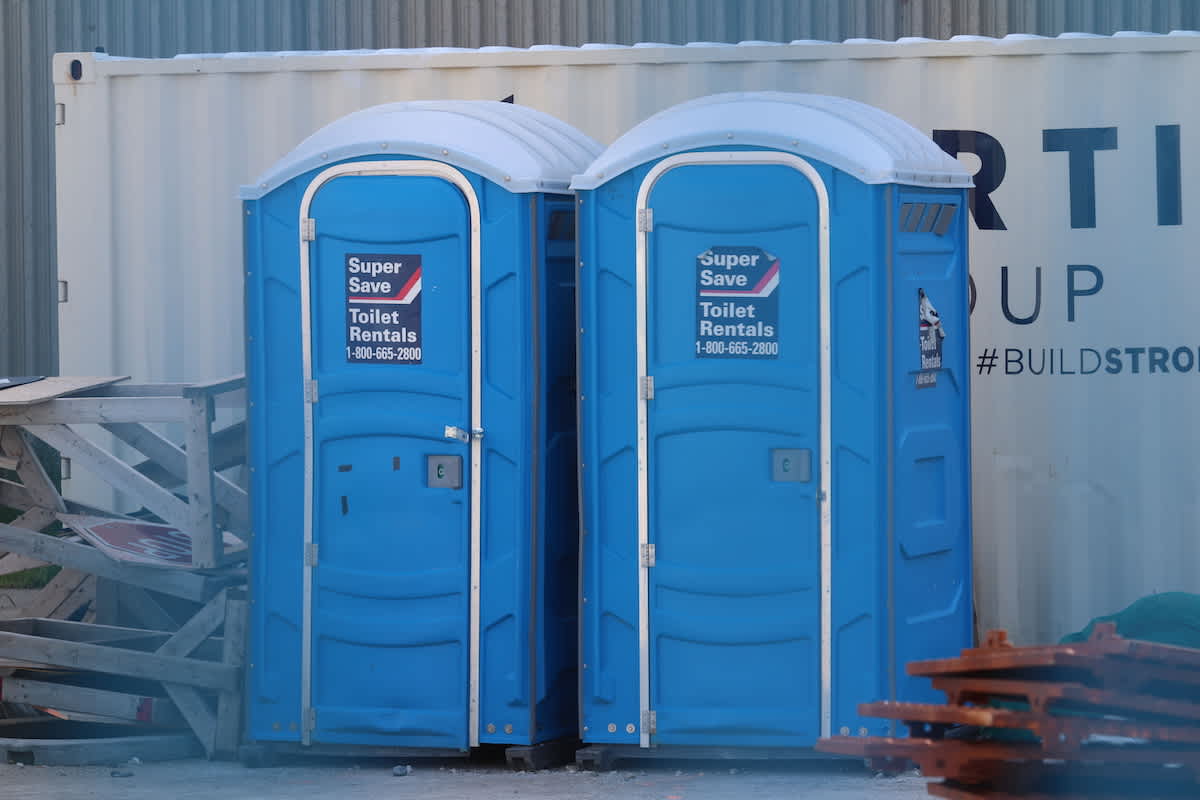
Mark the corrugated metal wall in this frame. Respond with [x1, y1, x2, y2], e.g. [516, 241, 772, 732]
[5, 0, 1200, 377]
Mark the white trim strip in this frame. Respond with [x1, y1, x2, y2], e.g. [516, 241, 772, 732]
[298, 160, 483, 748]
[633, 151, 833, 747]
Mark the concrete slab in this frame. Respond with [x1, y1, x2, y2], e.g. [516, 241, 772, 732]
[0, 757, 928, 800]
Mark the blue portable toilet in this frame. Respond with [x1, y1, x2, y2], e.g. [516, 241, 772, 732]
[240, 101, 600, 753]
[571, 92, 973, 753]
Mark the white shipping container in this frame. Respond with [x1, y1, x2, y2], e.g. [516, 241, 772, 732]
[53, 34, 1200, 648]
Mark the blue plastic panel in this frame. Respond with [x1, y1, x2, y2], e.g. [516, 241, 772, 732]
[891, 188, 974, 704]
[307, 175, 470, 748]
[244, 155, 578, 749]
[645, 163, 821, 746]
[577, 146, 971, 750]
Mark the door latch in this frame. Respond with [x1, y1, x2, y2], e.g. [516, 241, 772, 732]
[444, 425, 484, 443]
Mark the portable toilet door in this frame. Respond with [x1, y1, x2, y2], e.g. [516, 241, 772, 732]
[241, 101, 599, 752]
[571, 92, 973, 751]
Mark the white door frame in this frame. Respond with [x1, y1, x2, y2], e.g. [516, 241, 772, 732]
[634, 151, 833, 747]
[298, 161, 483, 747]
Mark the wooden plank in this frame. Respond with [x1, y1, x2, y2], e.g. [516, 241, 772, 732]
[48, 575, 95, 621]
[74, 384, 189, 398]
[0, 397, 192, 425]
[0, 729, 200, 765]
[93, 576, 118, 625]
[0, 522, 223, 602]
[1, 677, 186, 728]
[0, 551, 50, 576]
[163, 683, 217, 757]
[24, 569, 88, 618]
[74, 383, 245, 410]
[103, 423, 249, 533]
[0, 477, 33, 511]
[0, 630, 237, 691]
[0, 618, 168, 645]
[23, 426, 191, 534]
[182, 375, 245, 398]
[157, 589, 227, 658]
[116, 584, 179, 632]
[185, 395, 219, 568]
[214, 593, 248, 757]
[8, 506, 58, 533]
[0, 428, 66, 512]
[0, 377, 128, 406]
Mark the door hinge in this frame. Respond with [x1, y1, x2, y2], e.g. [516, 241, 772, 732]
[637, 208, 654, 233]
[301, 218, 316, 241]
[640, 542, 656, 568]
[641, 375, 655, 401]
[443, 425, 470, 443]
[303, 707, 317, 734]
[642, 709, 657, 735]
[304, 379, 319, 403]
[305, 542, 319, 567]
[55, 103, 66, 126]
[57, 280, 69, 303]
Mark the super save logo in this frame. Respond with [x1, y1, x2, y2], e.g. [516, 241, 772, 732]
[695, 246, 780, 358]
[344, 254, 423, 364]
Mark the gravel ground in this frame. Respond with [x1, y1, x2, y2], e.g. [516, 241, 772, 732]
[0, 755, 929, 800]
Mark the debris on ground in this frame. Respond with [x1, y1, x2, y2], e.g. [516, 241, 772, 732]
[817, 623, 1200, 798]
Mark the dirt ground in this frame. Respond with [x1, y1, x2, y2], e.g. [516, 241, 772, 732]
[0, 755, 929, 800]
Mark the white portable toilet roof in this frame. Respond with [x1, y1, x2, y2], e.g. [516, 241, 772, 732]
[570, 91, 972, 190]
[241, 100, 602, 199]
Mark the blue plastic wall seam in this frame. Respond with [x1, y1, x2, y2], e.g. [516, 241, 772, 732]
[527, 193, 541, 740]
[885, 184, 897, 734]
[573, 193, 587, 741]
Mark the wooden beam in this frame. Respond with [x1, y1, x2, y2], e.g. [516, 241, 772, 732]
[184, 396, 219, 568]
[8, 506, 58, 533]
[103, 422, 249, 533]
[0, 677, 186, 728]
[24, 569, 89, 619]
[157, 589, 227, 658]
[0, 731, 200, 765]
[48, 575, 95, 621]
[0, 618, 168, 645]
[0, 428, 65, 513]
[0, 479, 32, 512]
[182, 375, 245, 398]
[0, 377, 128, 406]
[214, 593, 248, 758]
[162, 684, 217, 757]
[24, 425, 191, 534]
[0, 397, 192, 425]
[0, 522, 224, 602]
[0, 619, 223, 661]
[116, 584, 179, 632]
[74, 384, 189, 398]
[0, 630, 237, 691]
[0, 551, 50, 576]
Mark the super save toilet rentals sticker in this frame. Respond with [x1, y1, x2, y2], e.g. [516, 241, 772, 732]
[345, 253, 423, 364]
[695, 245, 780, 359]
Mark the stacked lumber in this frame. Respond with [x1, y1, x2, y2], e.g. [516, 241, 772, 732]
[0, 535, 96, 625]
[0, 376, 250, 764]
[817, 624, 1200, 798]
